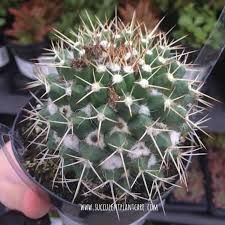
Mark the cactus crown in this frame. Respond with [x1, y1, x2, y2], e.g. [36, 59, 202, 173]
[22, 15, 210, 209]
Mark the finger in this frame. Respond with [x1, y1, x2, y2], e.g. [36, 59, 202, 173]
[0, 181, 26, 211]
[23, 188, 51, 219]
[0, 142, 51, 219]
[0, 181, 51, 219]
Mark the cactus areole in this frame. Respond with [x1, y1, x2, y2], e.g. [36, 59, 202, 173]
[17, 16, 210, 208]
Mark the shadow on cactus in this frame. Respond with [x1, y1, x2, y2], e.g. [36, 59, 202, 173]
[19, 14, 214, 212]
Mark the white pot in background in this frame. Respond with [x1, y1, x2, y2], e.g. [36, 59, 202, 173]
[14, 55, 58, 80]
[0, 45, 9, 68]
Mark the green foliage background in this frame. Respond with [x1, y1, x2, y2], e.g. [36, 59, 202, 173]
[55, 0, 118, 38]
[1, 0, 118, 43]
[153, 0, 224, 48]
[0, 0, 22, 27]
[1, 0, 224, 48]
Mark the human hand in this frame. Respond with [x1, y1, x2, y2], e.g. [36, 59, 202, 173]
[0, 142, 51, 219]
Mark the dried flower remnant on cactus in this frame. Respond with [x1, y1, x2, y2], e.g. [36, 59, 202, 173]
[22, 14, 214, 212]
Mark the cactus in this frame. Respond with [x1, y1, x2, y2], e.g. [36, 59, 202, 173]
[22, 15, 212, 211]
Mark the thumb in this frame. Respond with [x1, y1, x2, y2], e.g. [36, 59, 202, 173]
[0, 142, 51, 219]
[23, 188, 51, 219]
[0, 181, 51, 219]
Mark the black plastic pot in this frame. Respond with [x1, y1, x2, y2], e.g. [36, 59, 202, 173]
[0, 94, 191, 225]
[210, 207, 225, 218]
[166, 194, 208, 214]
[7, 39, 49, 62]
[5, 38, 49, 92]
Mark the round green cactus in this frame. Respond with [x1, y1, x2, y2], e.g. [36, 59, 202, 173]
[22, 16, 210, 207]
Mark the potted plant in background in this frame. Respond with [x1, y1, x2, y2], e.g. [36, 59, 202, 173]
[54, 0, 118, 39]
[170, 3, 222, 50]
[4, 0, 62, 86]
[204, 133, 225, 217]
[166, 156, 208, 213]
[0, 0, 23, 72]
[118, 0, 160, 32]
[149, 0, 224, 61]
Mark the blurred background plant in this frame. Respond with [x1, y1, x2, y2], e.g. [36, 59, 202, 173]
[1, 0, 118, 43]
[118, 0, 224, 49]
[54, 0, 118, 39]
[152, 0, 224, 12]
[170, 157, 206, 204]
[5, 0, 62, 44]
[2, 0, 223, 49]
[205, 133, 225, 149]
[118, 0, 160, 31]
[171, 3, 223, 49]
[0, 0, 23, 28]
[152, 0, 224, 49]
[204, 133, 225, 210]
